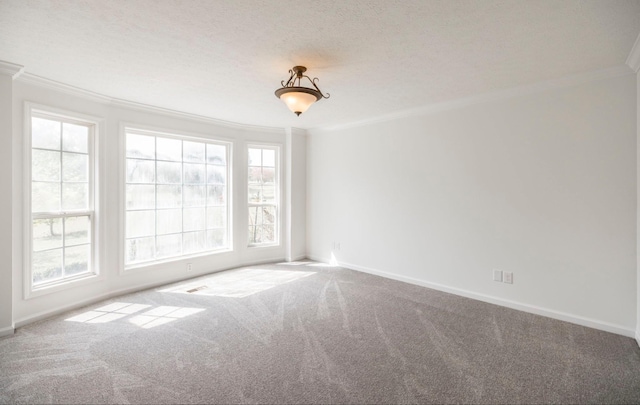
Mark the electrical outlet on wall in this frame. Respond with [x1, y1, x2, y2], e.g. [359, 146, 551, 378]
[493, 269, 503, 282]
[187, 263, 193, 272]
[503, 271, 513, 284]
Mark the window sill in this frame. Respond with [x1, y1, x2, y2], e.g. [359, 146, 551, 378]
[248, 242, 280, 249]
[123, 248, 233, 273]
[26, 272, 103, 300]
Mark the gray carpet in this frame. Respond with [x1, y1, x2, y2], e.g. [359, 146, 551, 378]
[1, 261, 639, 404]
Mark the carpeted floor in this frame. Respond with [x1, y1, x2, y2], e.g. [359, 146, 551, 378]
[1, 261, 639, 404]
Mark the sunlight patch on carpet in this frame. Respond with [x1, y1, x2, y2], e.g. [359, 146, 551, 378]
[65, 302, 204, 329]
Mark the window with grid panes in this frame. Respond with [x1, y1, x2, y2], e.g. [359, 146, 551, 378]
[248, 146, 278, 245]
[125, 130, 230, 266]
[30, 113, 95, 288]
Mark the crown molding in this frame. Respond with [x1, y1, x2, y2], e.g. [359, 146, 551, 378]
[16, 72, 284, 134]
[18, 73, 111, 102]
[626, 32, 640, 73]
[313, 65, 634, 133]
[0, 60, 24, 79]
[110, 98, 284, 134]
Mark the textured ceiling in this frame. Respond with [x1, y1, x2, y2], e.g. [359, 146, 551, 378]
[1, 0, 639, 129]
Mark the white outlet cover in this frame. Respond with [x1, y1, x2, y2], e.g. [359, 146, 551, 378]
[493, 269, 503, 282]
[504, 271, 513, 284]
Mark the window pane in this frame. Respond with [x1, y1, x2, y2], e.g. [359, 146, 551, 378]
[126, 210, 155, 238]
[207, 206, 226, 229]
[248, 167, 261, 185]
[32, 182, 61, 212]
[65, 216, 89, 246]
[126, 237, 155, 263]
[65, 244, 90, 276]
[126, 185, 155, 209]
[248, 148, 261, 166]
[32, 150, 61, 182]
[263, 225, 275, 243]
[62, 152, 88, 182]
[183, 231, 206, 254]
[206, 165, 226, 185]
[157, 161, 182, 184]
[62, 183, 88, 210]
[183, 207, 205, 231]
[127, 134, 155, 159]
[32, 248, 63, 285]
[262, 186, 276, 203]
[127, 159, 155, 183]
[156, 137, 181, 162]
[183, 141, 205, 163]
[248, 185, 261, 203]
[32, 218, 63, 251]
[262, 167, 275, 184]
[157, 209, 182, 235]
[156, 234, 182, 258]
[32, 117, 61, 150]
[183, 185, 206, 207]
[184, 163, 205, 184]
[206, 229, 226, 249]
[262, 149, 275, 167]
[157, 185, 182, 208]
[207, 185, 226, 206]
[248, 207, 262, 226]
[62, 123, 88, 153]
[207, 144, 226, 165]
[263, 206, 276, 225]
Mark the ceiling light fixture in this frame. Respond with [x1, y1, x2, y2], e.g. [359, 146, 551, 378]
[275, 66, 330, 116]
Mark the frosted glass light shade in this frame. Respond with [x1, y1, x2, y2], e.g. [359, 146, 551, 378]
[275, 87, 322, 116]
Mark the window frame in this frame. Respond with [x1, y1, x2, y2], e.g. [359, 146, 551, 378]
[247, 143, 281, 248]
[121, 125, 233, 271]
[23, 103, 103, 299]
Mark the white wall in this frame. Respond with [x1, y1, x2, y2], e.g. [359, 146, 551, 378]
[10, 79, 299, 326]
[307, 74, 637, 336]
[637, 70, 640, 345]
[289, 128, 307, 261]
[0, 73, 14, 336]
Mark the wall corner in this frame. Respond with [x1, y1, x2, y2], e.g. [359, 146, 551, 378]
[0, 64, 18, 334]
[284, 127, 307, 261]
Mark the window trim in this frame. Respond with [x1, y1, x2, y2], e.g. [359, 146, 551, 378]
[23, 103, 104, 299]
[246, 143, 281, 248]
[120, 124, 234, 272]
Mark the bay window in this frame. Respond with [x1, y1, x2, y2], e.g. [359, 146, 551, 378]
[28, 110, 96, 291]
[124, 129, 230, 267]
[248, 146, 279, 246]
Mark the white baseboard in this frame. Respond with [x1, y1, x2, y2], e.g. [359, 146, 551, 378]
[0, 325, 15, 338]
[285, 255, 308, 262]
[308, 255, 635, 338]
[15, 257, 288, 329]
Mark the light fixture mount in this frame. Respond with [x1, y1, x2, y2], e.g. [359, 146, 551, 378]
[275, 66, 330, 116]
